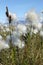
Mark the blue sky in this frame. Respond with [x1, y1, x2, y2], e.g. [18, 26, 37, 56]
[0, 0, 43, 23]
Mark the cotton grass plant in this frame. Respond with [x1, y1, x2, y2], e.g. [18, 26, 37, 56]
[0, 8, 43, 65]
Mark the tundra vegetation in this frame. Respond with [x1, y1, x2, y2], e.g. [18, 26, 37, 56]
[0, 7, 43, 65]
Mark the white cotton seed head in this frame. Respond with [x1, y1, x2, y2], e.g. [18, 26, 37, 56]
[0, 40, 9, 51]
[9, 12, 17, 21]
[6, 35, 10, 43]
[30, 28, 38, 35]
[25, 10, 40, 30]
[40, 31, 43, 36]
[16, 24, 27, 35]
[37, 23, 42, 30]
[0, 35, 2, 40]
[33, 29, 38, 34]
[13, 38, 25, 49]
[18, 41, 25, 48]
[25, 10, 39, 23]
[6, 28, 10, 32]
[12, 31, 20, 37]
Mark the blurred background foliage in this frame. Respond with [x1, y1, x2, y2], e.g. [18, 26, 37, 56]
[0, 32, 43, 65]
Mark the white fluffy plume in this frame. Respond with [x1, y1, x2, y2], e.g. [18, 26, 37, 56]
[0, 35, 9, 51]
[0, 40, 9, 51]
[13, 38, 25, 48]
[9, 12, 17, 21]
[25, 10, 40, 27]
[25, 9, 39, 23]
[25, 9, 42, 34]
[6, 24, 27, 49]
[16, 24, 27, 36]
